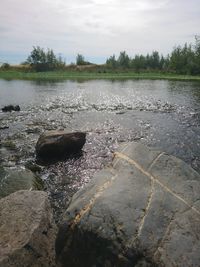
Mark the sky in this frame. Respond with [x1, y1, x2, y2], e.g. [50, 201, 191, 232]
[0, 0, 200, 64]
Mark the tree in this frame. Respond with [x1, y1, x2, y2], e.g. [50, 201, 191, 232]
[169, 43, 197, 74]
[76, 54, 85, 65]
[26, 46, 65, 71]
[106, 55, 118, 68]
[169, 46, 184, 73]
[194, 35, 200, 73]
[132, 55, 146, 72]
[149, 51, 160, 69]
[118, 51, 130, 68]
[104, 36, 200, 74]
[1, 63, 10, 70]
[194, 35, 200, 57]
[159, 55, 166, 70]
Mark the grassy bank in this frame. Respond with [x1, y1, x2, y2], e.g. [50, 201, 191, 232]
[0, 70, 200, 81]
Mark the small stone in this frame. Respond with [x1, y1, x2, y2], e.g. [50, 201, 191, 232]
[0, 125, 9, 130]
[2, 105, 20, 112]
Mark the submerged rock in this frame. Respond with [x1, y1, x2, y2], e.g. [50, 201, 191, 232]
[2, 105, 20, 112]
[35, 130, 86, 162]
[56, 142, 200, 267]
[0, 166, 44, 198]
[0, 190, 57, 267]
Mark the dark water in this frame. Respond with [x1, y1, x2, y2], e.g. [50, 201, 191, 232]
[0, 79, 200, 221]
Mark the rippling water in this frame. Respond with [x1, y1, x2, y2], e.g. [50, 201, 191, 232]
[0, 79, 200, 221]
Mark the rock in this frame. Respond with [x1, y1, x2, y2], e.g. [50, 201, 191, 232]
[36, 130, 86, 161]
[0, 125, 9, 130]
[0, 166, 44, 198]
[0, 190, 57, 267]
[1, 140, 16, 150]
[2, 105, 20, 112]
[25, 161, 43, 173]
[56, 142, 200, 267]
[25, 127, 41, 134]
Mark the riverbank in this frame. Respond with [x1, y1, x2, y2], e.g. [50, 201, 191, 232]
[1, 70, 200, 81]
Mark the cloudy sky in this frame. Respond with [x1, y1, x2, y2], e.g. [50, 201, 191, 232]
[0, 0, 199, 64]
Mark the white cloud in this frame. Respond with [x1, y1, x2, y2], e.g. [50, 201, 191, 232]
[0, 0, 199, 63]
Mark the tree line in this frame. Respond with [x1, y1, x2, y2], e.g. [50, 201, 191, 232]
[21, 48, 92, 71]
[1, 36, 200, 74]
[106, 36, 200, 75]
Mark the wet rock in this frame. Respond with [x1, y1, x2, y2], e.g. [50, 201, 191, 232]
[56, 142, 200, 267]
[0, 166, 44, 198]
[2, 105, 20, 112]
[0, 125, 9, 130]
[25, 161, 43, 173]
[1, 140, 16, 150]
[0, 190, 57, 267]
[116, 110, 126, 115]
[36, 130, 86, 161]
[25, 127, 41, 134]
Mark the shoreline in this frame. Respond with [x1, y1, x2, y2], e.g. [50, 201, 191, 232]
[1, 70, 200, 81]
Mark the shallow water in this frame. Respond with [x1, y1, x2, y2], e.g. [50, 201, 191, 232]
[0, 79, 200, 221]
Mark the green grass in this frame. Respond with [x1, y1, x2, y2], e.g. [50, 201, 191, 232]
[0, 70, 200, 81]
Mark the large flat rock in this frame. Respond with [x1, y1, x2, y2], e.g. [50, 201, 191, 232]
[0, 190, 57, 267]
[56, 142, 200, 267]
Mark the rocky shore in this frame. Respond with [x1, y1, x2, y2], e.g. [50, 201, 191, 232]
[0, 139, 200, 267]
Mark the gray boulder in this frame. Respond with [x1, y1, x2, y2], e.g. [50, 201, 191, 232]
[36, 130, 86, 161]
[56, 142, 200, 267]
[0, 166, 43, 198]
[0, 190, 57, 267]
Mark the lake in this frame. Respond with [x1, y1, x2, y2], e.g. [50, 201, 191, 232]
[0, 79, 200, 220]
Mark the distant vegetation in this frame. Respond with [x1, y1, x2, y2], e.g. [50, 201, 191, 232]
[24, 46, 65, 71]
[1, 62, 11, 70]
[76, 54, 93, 66]
[0, 36, 200, 77]
[106, 36, 200, 75]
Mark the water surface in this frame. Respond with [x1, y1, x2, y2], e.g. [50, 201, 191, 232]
[0, 79, 200, 220]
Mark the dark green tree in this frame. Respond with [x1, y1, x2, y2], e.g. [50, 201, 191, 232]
[26, 46, 65, 71]
[76, 54, 85, 65]
[194, 35, 200, 73]
[169, 43, 197, 74]
[132, 55, 146, 72]
[105, 36, 200, 74]
[106, 55, 118, 68]
[118, 51, 130, 68]
[1, 63, 10, 70]
[149, 51, 160, 69]
[159, 55, 166, 70]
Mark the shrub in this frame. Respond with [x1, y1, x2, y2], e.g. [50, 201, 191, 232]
[26, 46, 65, 72]
[1, 63, 10, 70]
